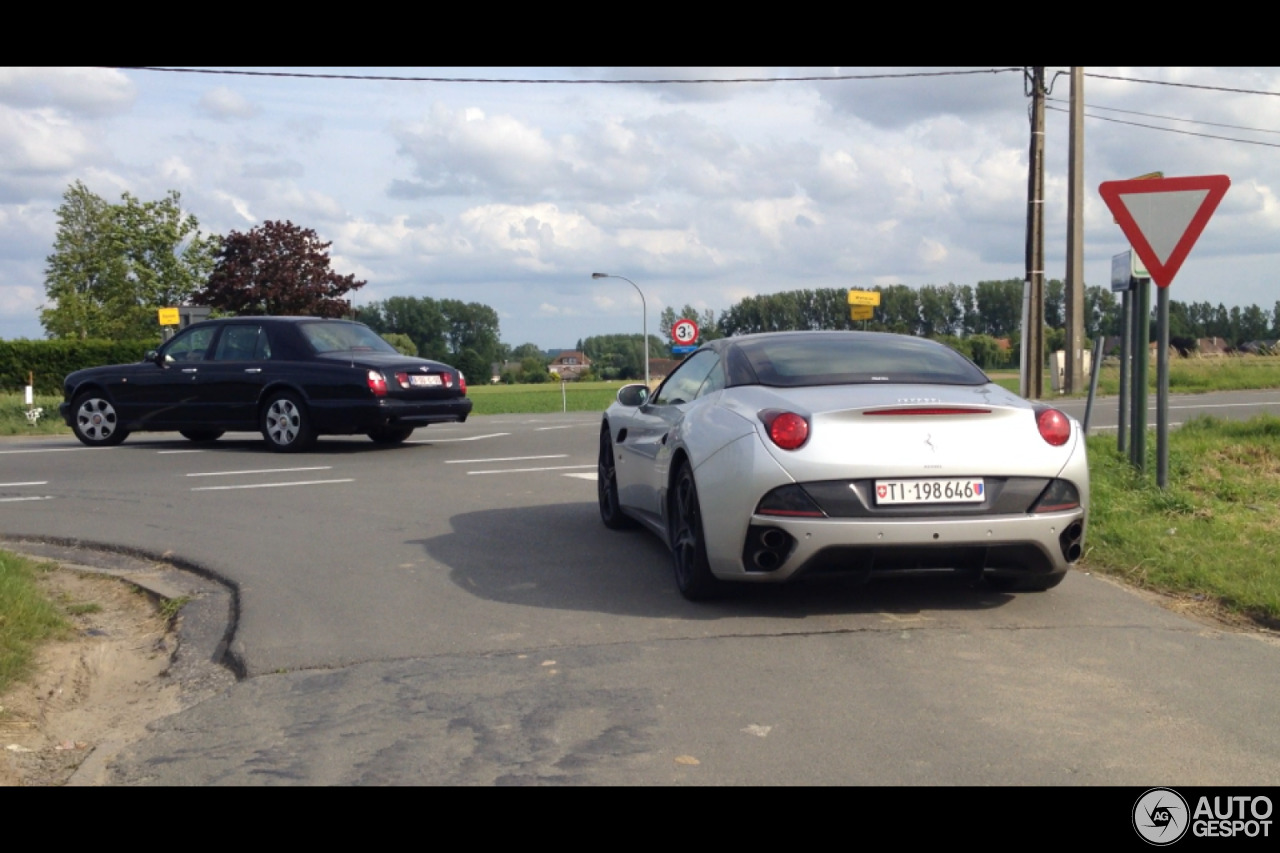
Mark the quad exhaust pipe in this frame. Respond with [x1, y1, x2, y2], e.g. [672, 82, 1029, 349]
[1059, 520, 1084, 563]
[745, 526, 795, 572]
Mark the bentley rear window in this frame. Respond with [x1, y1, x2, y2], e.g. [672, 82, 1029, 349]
[301, 322, 398, 355]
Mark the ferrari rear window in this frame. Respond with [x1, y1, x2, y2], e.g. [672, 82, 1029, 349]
[735, 334, 988, 387]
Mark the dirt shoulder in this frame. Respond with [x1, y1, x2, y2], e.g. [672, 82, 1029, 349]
[0, 542, 236, 787]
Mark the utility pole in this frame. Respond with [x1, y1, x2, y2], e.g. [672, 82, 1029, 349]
[1065, 67, 1086, 393]
[1023, 67, 1045, 399]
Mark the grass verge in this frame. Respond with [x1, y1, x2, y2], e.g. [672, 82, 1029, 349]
[0, 393, 64, 436]
[0, 552, 70, 695]
[1083, 414, 1280, 625]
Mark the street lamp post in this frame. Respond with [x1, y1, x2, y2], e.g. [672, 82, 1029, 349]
[591, 272, 649, 388]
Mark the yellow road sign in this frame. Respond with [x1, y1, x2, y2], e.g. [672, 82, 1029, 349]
[158, 307, 180, 326]
[847, 290, 881, 306]
[850, 305, 875, 321]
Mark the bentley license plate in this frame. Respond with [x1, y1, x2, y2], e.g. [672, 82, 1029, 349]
[874, 478, 985, 505]
[409, 375, 443, 387]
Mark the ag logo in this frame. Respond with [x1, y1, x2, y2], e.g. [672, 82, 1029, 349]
[1134, 788, 1190, 845]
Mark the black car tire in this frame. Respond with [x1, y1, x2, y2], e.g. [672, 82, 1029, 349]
[261, 392, 315, 452]
[669, 460, 723, 601]
[179, 429, 225, 442]
[985, 572, 1066, 592]
[598, 425, 636, 530]
[367, 426, 415, 444]
[70, 392, 129, 447]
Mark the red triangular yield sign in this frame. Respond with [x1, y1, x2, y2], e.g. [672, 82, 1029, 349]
[1098, 175, 1230, 288]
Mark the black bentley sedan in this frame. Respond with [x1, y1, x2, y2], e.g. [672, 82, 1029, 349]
[59, 316, 472, 452]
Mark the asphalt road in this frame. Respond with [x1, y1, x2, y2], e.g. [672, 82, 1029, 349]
[3, 390, 1279, 785]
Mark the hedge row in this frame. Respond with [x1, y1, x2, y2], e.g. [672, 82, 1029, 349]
[0, 340, 157, 396]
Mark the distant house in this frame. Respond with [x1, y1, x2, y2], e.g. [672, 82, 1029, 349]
[549, 351, 592, 380]
[1196, 337, 1231, 357]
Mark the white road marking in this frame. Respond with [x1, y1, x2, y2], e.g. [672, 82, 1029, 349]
[0, 481, 48, 487]
[1167, 401, 1280, 410]
[406, 433, 509, 443]
[158, 449, 206, 454]
[192, 479, 354, 491]
[0, 447, 100, 454]
[467, 464, 596, 475]
[535, 424, 593, 431]
[564, 473, 598, 481]
[186, 466, 332, 477]
[446, 455, 566, 464]
[0, 496, 55, 502]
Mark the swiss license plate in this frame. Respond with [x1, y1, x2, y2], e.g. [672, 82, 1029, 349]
[409, 374, 443, 387]
[874, 478, 985, 505]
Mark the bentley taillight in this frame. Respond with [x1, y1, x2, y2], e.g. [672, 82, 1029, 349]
[367, 370, 387, 397]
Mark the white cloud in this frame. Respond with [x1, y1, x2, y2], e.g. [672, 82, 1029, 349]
[197, 87, 258, 120]
[0, 67, 134, 117]
[0, 105, 101, 174]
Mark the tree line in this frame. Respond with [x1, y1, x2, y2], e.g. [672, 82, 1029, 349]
[35, 183, 1280, 385]
[41, 182, 362, 341]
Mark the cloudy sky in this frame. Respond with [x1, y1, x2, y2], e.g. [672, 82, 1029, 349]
[2, 67, 1277, 349]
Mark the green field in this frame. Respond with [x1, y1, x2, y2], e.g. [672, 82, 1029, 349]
[467, 381, 626, 415]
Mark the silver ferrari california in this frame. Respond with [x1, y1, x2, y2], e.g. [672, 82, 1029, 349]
[598, 331, 1088, 600]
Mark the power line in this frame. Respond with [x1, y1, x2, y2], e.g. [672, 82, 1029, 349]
[1083, 72, 1280, 98]
[1046, 103, 1280, 148]
[1047, 96, 1280, 136]
[114, 66, 1024, 85]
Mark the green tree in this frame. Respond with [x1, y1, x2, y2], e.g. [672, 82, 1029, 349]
[41, 182, 220, 340]
[509, 342, 546, 361]
[519, 356, 552, 383]
[660, 305, 721, 342]
[577, 333, 658, 380]
[973, 279, 1024, 338]
[356, 296, 450, 360]
[196, 220, 363, 318]
[380, 333, 417, 356]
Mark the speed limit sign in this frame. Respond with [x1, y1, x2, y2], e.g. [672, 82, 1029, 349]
[672, 318, 699, 346]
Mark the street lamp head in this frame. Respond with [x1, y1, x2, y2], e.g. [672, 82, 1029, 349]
[591, 272, 609, 279]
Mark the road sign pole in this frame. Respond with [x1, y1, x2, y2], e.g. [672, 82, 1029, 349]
[1118, 289, 1130, 455]
[1157, 286, 1171, 489]
[1131, 277, 1150, 472]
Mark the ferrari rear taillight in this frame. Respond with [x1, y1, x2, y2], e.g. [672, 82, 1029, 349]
[367, 370, 388, 397]
[758, 410, 809, 450]
[1031, 479, 1081, 513]
[1035, 406, 1071, 446]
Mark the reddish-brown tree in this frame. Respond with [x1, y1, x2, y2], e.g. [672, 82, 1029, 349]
[197, 220, 364, 317]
